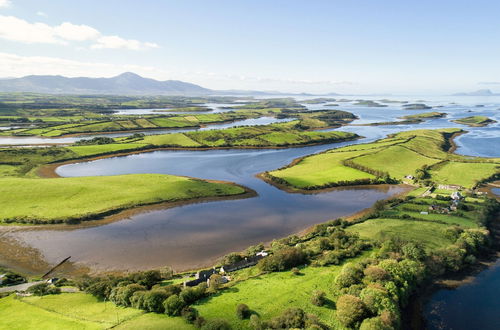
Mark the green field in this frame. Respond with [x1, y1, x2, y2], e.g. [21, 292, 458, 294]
[0, 174, 245, 224]
[451, 116, 496, 127]
[430, 161, 499, 188]
[195, 253, 371, 329]
[0, 293, 192, 330]
[347, 218, 454, 249]
[266, 128, 500, 190]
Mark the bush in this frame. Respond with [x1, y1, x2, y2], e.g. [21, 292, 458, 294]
[181, 306, 198, 324]
[336, 295, 367, 328]
[163, 294, 186, 316]
[258, 247, 306, 272]
[236, 303, 251, 319]
[110, 283, 146, 306]
[364, 266, 390, 282]
[311, 290, 326, 306]
[221, 252, 243, 265]
[143, 289, 170, 313]
[335, 262, 364, 288]
[200, 319, 232, 330]
[180, 283, 206, 304]
[27, 283, 60, 296]
[360, 316, 393, 330]
[268, 308, 306, 329]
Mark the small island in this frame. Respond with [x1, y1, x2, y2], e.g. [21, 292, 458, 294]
[353, 100, 388, 107]
[452, 115, 497, 127]
[403, 103, 432, 110]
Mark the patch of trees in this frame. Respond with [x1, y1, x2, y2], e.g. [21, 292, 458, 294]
[74, 137, 115, 145]
[0, 270, 25, 287]
[27, 283, 61, 296]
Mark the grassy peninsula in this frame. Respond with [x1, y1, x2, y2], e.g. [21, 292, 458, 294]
[0, 175, 245, 224]
[263, 128, 499, 191]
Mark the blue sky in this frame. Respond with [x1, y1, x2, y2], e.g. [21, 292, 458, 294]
[1, 0, 500, 94]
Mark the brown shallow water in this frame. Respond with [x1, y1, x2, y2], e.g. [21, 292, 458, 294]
[0, 185, 409, 273]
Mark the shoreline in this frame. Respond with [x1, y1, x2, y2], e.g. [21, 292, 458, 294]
[37, 135, 361, 178]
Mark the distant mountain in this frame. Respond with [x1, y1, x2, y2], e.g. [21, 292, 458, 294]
[0, 72, 212, 95]
[452, 89, 499, 96]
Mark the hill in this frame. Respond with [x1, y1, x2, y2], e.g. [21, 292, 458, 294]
[0, 72, 211, 95]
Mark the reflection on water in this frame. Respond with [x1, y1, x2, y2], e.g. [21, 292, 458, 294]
[425, 259, 500, 330]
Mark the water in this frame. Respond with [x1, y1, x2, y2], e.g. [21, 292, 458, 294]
[424, 259, 500, 330]
[4, 141, 410, 271]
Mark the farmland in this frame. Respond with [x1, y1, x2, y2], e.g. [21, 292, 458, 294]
[0, 174, 246, 224]
[264, 128, 500, 191]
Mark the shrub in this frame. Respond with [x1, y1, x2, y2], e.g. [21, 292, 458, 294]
[268, 308, 306, 329]
[359, 316, 393, 330]
[311, 290, 326, 306]
[27, 283, 61, 296]
[181, 306, 199, 324]
[163, 294, 186, 316]
[143, 289, 170, 313]
[200, 319, 232, 330]
[129, 290, 147, 309]
[364, 266, 390, 282]
[222, 252, 243, 265]
[180, 283, 206, 304]
[336, 295, 367, 328]
[110, 283, 146, 306]
[236, 303, 251, 319]
[335, 262, 364, 288]
[258, 247, 306, 272]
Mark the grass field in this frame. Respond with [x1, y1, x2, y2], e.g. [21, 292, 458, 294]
[451, 116, 496, 127]
[195, 253, 371, 329]
[265, 128, 500, 190]
[0, 293, 192, 330]
[0, 174, 245, 223]
[347, 218, 454, 250]
[268, 150, 375, 188]
[429, 161, 499, 188]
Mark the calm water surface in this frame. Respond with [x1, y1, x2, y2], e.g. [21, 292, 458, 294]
[424, 259, 500, 330]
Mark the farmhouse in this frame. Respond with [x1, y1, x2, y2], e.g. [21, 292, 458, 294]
[184, 268, 217, 287]
[451, 191, 463, 200]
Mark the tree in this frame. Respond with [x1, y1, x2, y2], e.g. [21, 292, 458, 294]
[258, 247, 306, 272]
[360, 317, 393, 330]
[336, 295, 367, 328]
[27, 283, 60, 296]
[236, 303, 251, 319]
[163, 294, 186, 316]
[181, 306, 198, 323]
[268, 308, 306, 329]
[335, 262, 364, 288]
[160, 266, 174, 280]
[200, 319, 232, 330]
[143, 289, 169, 313]
[311, 290, 326, 306]
[402, 242, 426, 261]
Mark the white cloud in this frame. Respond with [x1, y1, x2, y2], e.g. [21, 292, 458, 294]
[91, 35, 159, 50]
[36, 11, 47, 17]
[0, 15, 64, 44]
[54, 22, 99, 41]
[0, 14, 158, 50]
[0, 0, 11, 8]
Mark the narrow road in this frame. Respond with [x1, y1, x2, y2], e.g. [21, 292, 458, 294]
[0, 281, 45, 293]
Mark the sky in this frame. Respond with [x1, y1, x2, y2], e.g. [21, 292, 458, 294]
[1, 0, 500, 94]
